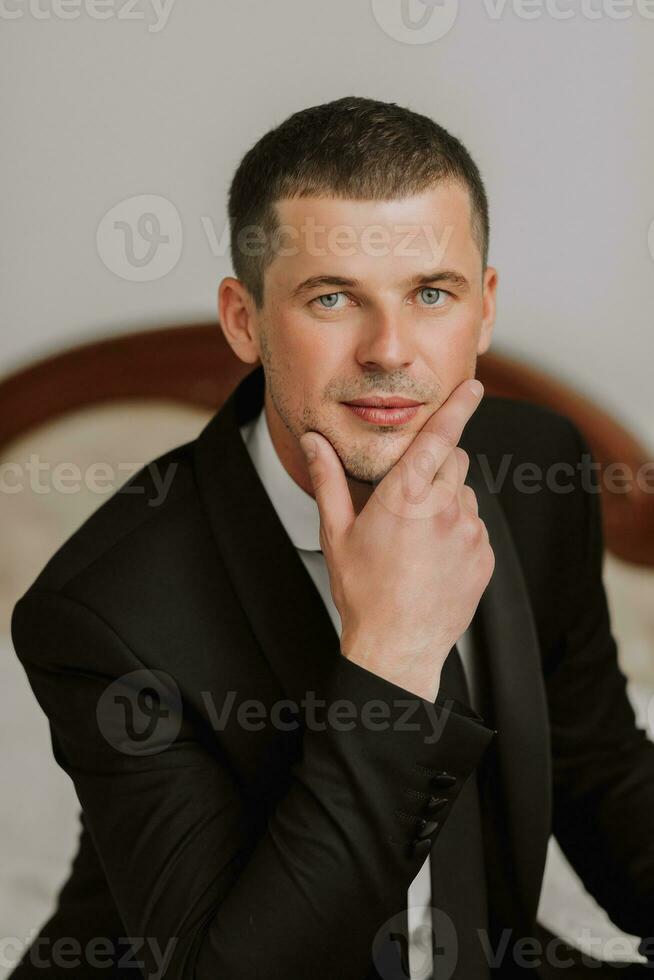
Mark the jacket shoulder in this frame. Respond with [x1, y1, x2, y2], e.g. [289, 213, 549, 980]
[471, 396, 600, 651]
[466, 394, 582, 461]
[16, 438, 200, 600]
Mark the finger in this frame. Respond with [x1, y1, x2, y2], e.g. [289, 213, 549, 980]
[392, 378, 483, 489]
[429, 445, 461, 516]
[460, 483, 479, 516]
[299, 431, 355, 546]
[453, 446, 470, 486]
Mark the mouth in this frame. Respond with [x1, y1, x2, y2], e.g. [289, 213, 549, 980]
[341, 396, 424, 426]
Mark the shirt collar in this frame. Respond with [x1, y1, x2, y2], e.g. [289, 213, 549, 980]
[240, 408, 321, 553]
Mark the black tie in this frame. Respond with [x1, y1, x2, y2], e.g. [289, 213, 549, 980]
[428, 643, 490, 979]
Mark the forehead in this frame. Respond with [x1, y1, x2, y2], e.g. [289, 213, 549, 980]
[267, 182, 477, 288]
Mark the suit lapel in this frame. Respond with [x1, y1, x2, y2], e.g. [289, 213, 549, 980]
[463, 446, 552, 937]
[194, 365, 552, 934]
[193, 365, 342, 711]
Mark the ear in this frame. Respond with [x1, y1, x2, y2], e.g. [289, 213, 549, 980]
[217, 276, 261, 365]
[477, 266, 498, 356]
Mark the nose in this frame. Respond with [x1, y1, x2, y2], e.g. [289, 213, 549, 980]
[355, 309, 416, 372]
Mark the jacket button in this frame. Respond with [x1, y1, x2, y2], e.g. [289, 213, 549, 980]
[416, 818, 440, 839]
[412, 837, 433, 857]
[430, 771, 457, 788]
[426, 796, 448, 813]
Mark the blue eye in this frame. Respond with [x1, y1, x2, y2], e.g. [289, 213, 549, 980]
[314, 292, 346, 310]
[418, 287, 447, 307]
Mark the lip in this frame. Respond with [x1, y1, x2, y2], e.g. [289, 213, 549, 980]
[343, 396, 423, 407]
[343, 403, 422, 425]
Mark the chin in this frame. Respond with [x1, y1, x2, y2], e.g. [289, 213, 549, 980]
[341, 452, 399, 486]
[325, 419, 411, 484]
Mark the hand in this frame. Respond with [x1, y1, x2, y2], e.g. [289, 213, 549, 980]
[299, 378, 495, 702]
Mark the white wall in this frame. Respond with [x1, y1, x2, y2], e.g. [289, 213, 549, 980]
[1, 0, 653, 443]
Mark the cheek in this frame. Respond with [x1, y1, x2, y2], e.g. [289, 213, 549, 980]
[278, 320, 343, 382]
[420, 312, 480, 380]
[425, 312, 476, 349]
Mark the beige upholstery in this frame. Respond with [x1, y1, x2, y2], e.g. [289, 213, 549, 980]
[0, 400, 213, 632]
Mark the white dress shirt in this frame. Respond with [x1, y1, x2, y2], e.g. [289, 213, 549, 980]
[240, 407, 481, 980]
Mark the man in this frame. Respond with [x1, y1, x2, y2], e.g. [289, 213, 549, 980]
[10, 96, 654, 979]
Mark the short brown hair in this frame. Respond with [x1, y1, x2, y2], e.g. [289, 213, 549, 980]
[227, 96, 489, 309]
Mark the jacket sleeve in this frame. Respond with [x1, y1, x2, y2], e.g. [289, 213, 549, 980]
[11, 589, 496, 980]
[545, 422, 654, 957]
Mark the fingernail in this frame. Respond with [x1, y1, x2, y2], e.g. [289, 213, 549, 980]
[300, 435, 317, 462]
[467, 380, 483, 398]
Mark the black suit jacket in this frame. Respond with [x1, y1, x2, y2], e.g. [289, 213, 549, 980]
[10, 365, 654, 978]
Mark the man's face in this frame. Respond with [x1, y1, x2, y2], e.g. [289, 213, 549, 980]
[224, 181, 497, 489]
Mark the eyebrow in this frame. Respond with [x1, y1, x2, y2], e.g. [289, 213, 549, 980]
[290, 269, 470, 298]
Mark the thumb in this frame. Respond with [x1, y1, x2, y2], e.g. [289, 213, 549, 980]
[299, 431, 355, 545]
